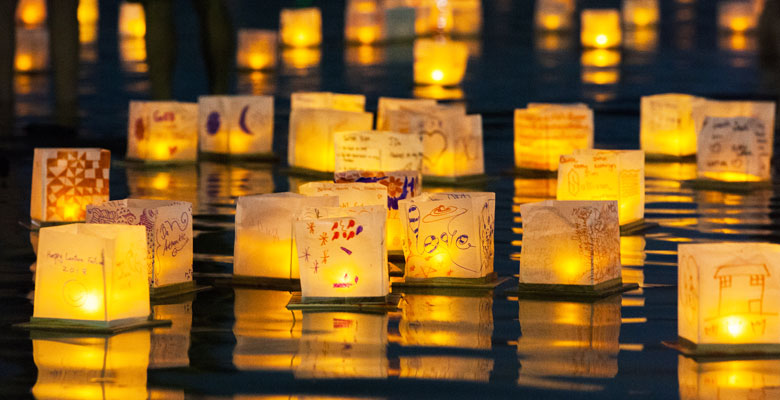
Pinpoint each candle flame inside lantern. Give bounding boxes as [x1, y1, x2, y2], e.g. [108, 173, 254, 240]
[725, 316, 745, 338]
[82, 293, 100, 313]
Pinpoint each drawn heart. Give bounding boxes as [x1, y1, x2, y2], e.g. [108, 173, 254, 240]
[169, 146, 178, 155]
[422, 130, 448, 166]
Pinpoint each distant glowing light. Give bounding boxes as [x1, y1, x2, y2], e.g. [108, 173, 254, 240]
[431, 69, 444, 82]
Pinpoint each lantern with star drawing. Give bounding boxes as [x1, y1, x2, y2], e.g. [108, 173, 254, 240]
[127, 101, 198, 163]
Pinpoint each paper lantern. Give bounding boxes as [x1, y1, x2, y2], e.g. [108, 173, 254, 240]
[513, 177, 557, 203]
[678, 356, 780, 399]
[376, 97, 437, 131]
[580, 9, 622, 48]
[118, 1, 145, 38]
[622, 0, 659, 27]
[414, 39, 469, 87]
[233, 289, 301, 371]
[78, 0, 99, 25]
[534, 0, 575, 31]
[15, 28, 49, 72]
[296, 311, 388, 378]
[127, 101, 199, 162]
[450, 0, 482, 36]
[294, 205, 388, 300]
[234, 193, 338, 281]
[236, 29, 277, 71]
[557, 149, 645, 226]
[16, 0, 46, 27]
[32, 331, 150, 400]
[640, 94, 700, 158]
[291, 91, 366, 112]
[344, 0, 383, 44]
[516, 297, 620, 380]
[198, 95, 273, 157]
[718, 1, 757, 32]
[697, 116, 773, 183]
[280, 7, 322, 48]
[150, 301, 192, 368]
[299, 182, 387, 209]
[678, 243, 780, 352]
[86, 199, 193, 295]
[519, 200, 622, 290]
[692, 99, 775, 137]
[514, 103, 594, 171]
[30, 148, 110, 223]
[334, 130, 423, 173]
[32, 223, 150, 329]
[399, 192, 495, 282]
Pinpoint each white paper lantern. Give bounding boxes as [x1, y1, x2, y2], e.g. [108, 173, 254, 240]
[127, 101, 199, 162]
[334, 130, 423, 173]
[514, 103, 593, 171]
[198, 95, 274, 157]
[640, 93, 700, 158]
[697, 116, 773, 183]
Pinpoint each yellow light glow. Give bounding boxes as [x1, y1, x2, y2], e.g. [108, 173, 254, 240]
[15, 54, 33, 72]
[78, 0, 98, 24]
[595, 35, 607, 46]
[543, 15, 561, 30]
[581, 49, 620, 67]
[236, 29, 277, 71]
[414, 39, 469, 86]
[581, 9, 622, 48]
[431, 69, 444, 82]
[581, 68, 619, 85]
[249, 54, 269, 70]
[725, 316, 745, 338]
[718, 2, 757, 32]
[18, 0, 46, 26]
[62, 203, 80, 221]
[280, 7, 322, 48]
[701, 171, 762, 183]
[119, 3, 146, 38]
[82, 293, 100, 312]
[282, 47, 321, 69]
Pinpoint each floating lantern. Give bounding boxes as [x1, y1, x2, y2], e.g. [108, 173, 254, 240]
[118, 1, 145, 38]
[344, 0, 383, 44]
[280, 7, 322, 48]
[519, 200, 622, 293]
[150, 301, 192, 368]
[376, 97, 437, 131]
[514, 103, 594, 171]
[622, 0, 659, 27]
[78, 0, 99, 25]
[678, 356, 780, 399]
[234, 193, 338, 282]
[15, 28, 49, 72]
[534, 0, 575, 31]
[557, 149, 645, 226]
[414, 38, 469, 87]
[30, 148, 110, 223]
[233, 289, 301, 371]
[291, 91, 366, 112]
[697, 117, 773, 183]
[678, 243, 780, 353]
[299, 182, 387, 209]
[236, 29, 277, 71]
[30, 223, 150, 330]
[580, 9, 622, 48]
[334, 130, 423, 173]
[399, 192, 495, 282]
[514, 177, 558, 203]
[127, 101, 199, 163]
[198, 95, 274, 157]
[517, 297, 621, 380]
[718, 1, 757, 32]
[640, 94, 700, 158]
[294, 205, 388, 300]
[86, 199, 194, 296]
[296, 311, 388, 378]
[692, 99, 775, 135]
[32, 331, 150, 399]
[16, 0, 46, 27]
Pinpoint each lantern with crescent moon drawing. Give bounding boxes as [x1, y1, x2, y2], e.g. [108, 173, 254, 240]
[127, 101, 199, 163]
[198, 95, 274, 157]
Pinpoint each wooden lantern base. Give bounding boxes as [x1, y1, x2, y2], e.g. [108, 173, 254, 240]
[15, 316, 172, 335]
[663, 337, 780, 358]
[392, 272, 510, 290]
[506, 277, 639, 300]
[150, 280, 210, 300]
[286, 292, 402, 312]
[620, 219, 659, 235]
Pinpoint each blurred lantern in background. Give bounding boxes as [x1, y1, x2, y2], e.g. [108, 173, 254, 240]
[514, 103, 593, 172]
[414, 38, 469, 86]
[581, 9, 622, 48]
[236, 29, 277, 71]
[118, 1, 145, 38]
[534, 0, 575, 31]
[15, 28, 49, 72]
[280, 7, 322, 48]
[622, 0, 660, 28]
[16, 0, 46, 27]
[718, 0, 758, 32]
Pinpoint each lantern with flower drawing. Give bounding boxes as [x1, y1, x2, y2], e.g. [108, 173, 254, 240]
[234, 193, 338, 282]
[696, 116, 774, 183]
[30, 148, 110, 224]
[118, 1, 145, 38]
[236, 29, 277, 71]
[198, 95, 274, 157]
[678, 243, 780, 353]
[581, 9, 621, 48]
[534, 0, 575, 31]
[334, 130, 423, 173]
[15, 28, 49, 72]
[127, 101, 199, 163]
[294, 205, 388, 300]
[514, 103, 593, 171]
[86, 199, 193, 296]
[280, 7, 322, 48]
[399, 192, 495, 282]
[640, 94, 700, 158]
[414, 39, 469, 87]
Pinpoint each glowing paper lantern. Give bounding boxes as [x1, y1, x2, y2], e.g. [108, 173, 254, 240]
[580, 9, 622, 48]
[291, 91, 366, 112]
[16, 0, 46, 27]
[534, 0, 575, 31]
[85, 199, 193, 295]
[236, 29, 277, 71]
[414, 38, 469, 86]
[233, 289, 301, 371]
[692, 99, 775, 137]
[334, 130, 423, 173]
[557, 149, 645, 226]
[450, 0, 482, 36]
[32, 331, 150, 400]
[118, 1, 145, 38]
[30, 148, 110, 223]
[31, 223, 150, 329]
[696, 116, 773, 183]
[678, 356, 780, 399]
[15, 28, 49, 72]
[344, 0, 383, 44]
[622, 0, 659, 27]
[127, 101, 199, 162]
[519, 200, 622, 290]
[198, 95, 273, 157]
[399, 192, 495, 282]
[718, 1, 757, 32]
[678, 243, 780, 353]
[280, 7, 322, 48]
[514, 103, 594, 171]
[150, 301, 192, 368]
[294, 205, 388, 300]
[77, 0, 99, 25]
[640, 94, 700, 158]
[234, 193, 338, 281]
[376, 97, 437, 131]
[299, 182, 387, 208]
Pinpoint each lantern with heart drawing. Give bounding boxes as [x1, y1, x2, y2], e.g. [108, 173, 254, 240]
[127, 101, 198, 162]
[198, 95, 274, 157]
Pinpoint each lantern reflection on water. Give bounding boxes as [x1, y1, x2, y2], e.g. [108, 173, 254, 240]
[197, 162, 274, 213]
[233, 289, 301, 371]
[280, 7, 322, 48]
[150, 301, 192, 369]
[15, 28, 49, 72]
[678, 356, 780, 399]
[126, 164, 198, 207]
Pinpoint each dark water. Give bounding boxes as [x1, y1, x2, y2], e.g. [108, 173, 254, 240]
[2, 0, 780, 399]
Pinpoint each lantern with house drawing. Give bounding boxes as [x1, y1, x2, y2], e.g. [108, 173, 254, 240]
[514, 103, 593, 171]
[198, 95, 274, 157]
[127, 101, 199, 162]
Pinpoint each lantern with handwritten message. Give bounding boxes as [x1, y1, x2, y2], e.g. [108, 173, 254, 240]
[31, 224, 149, 329]
[696, 116, 774, 183]
[32, 331, 150, 399]
[519, 200, 622, 291]
[31, 148, 110, 223]
[581, 9, 621, 48]
[233, 289, 301, 371]
[414, 39, 469, 86]
[678, 356, 780, 399]
[198, 95, 273, 157]
[86, 199, 193, 295]
[693, 99, 775, 134]
[127, 101, 198, 162]
[288, 92, 373, 173]
[294, 205, 388, 300]
[514, 103, 593, 171]
[118, 1, 145, 38]
[557, 149, 645, 226]
[280, 7, 322, 48]
[399, 192, 495, 282]
[534, 0, 575, 31]
[640, 94, 700, 158]
[718, 1, 757, 32]
[678, 243, 780, 353]
[622, 0, 659, 27]
[234, 193, 338, 282]
[377, 97, 437, 131]
[15, 28, 48, 72]
[236, 29, 277, 71]
[150, 301, 192, 368]
[299, 182, 387, 209]
[335, 130, 423, 173]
